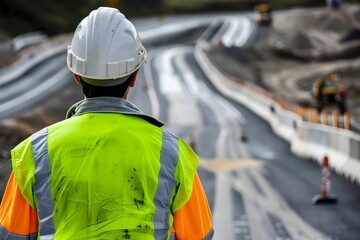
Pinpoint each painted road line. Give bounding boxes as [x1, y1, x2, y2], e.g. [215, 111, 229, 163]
[155, 48, 202, 127]
[199, 158, 262, 172]
[212, 172, 235, 240]
[200, 159, 262, 240]
[139, 20, 208, 40]
[232, 168, 331, 240]
[221, 18, 241, 47]
[234, 16, 253, 47]
[174, 47, 245, 158]
[174, 49, 226, 157]
[201, 156, 330, 239]
[0, 67, 70, 116]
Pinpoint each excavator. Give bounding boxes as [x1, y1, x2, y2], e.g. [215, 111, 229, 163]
[254, 3, 272, 25]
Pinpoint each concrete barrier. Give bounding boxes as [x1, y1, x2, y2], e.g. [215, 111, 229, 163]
[194, 42, 360, 184]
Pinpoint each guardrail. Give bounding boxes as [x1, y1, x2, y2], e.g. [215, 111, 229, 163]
[194, 41, 360, 185]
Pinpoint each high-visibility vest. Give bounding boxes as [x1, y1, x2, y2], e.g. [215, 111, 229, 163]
[11, 97, 199, 240]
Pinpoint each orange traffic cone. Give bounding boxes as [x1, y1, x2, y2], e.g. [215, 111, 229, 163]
[312, 156, 337, 204]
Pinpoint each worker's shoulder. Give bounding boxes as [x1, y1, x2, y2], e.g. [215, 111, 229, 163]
[163, 130, 199, 164]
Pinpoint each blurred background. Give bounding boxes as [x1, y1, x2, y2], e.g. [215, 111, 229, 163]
[1, 0, 359, 36]
[1, 0, 360, 239]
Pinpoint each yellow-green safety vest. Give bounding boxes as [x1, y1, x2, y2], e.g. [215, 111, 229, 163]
[11, 97, 199, 240]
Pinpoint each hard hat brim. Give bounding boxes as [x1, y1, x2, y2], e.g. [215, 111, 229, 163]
[68, 45, 147, 86]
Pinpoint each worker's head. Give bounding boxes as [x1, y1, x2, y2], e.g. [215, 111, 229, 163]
[66, 7, 147, 98]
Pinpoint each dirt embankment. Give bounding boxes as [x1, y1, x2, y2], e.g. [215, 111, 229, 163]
[208, 5, 360, 121]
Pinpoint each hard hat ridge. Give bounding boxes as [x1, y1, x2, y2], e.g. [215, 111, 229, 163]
[67, 7, 147, 86]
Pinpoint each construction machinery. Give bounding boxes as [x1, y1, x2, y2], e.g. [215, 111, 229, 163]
[254, 4, 272, 25]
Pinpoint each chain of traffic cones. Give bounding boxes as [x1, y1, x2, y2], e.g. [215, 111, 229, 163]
[277, 96, 352, 130]
[228, 77, 352, 131]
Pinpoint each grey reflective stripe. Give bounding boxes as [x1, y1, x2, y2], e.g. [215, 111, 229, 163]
[153, 130, 179, 240]
[167, 227, 214, 240]
[202, 228, 214, 240]
[32, 128, 55, 239]
[38, 235, 55, 240]
[0, 224, 38, 240]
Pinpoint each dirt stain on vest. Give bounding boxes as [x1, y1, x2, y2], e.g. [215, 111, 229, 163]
[134, 197, 144, 209]
[137, 224, 151, 230]
[122, 229, 131, 239]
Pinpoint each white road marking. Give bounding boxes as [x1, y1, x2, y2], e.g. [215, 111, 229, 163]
[174, 46, 245, 158]
[221, 18, 241, 47]
[234, 16, 253, 47]
[155, 48, 202, 126]
[169, 46, 252, 239]
[212, 172, 235, 240]
[232, 168, 331, 240]
[139, 20, 208, 40]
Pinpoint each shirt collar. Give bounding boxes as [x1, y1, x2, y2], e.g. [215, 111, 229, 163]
[66, 97, 164, 127]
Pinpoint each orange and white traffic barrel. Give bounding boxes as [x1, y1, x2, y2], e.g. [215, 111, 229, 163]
[312, 156, 338, 204]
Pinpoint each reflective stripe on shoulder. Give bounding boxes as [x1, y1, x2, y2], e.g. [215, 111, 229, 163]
[32, 128, 55, 239]
[203, 228, 214, 240]
[153, 130, 179, 240]
[0, 224, 38, 240]
[170, 233, 176, 240]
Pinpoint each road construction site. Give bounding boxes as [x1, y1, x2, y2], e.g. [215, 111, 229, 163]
[0, 4, 360, 239]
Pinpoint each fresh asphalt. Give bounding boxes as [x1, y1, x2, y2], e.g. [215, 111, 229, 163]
[128, 40, 360, 239]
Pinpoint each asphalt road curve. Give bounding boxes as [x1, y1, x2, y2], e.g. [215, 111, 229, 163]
[131, 37, 360, 239]
[0, 52, 72, 120]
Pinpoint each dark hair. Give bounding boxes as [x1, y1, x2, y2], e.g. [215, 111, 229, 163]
[80, 75, 133, 98]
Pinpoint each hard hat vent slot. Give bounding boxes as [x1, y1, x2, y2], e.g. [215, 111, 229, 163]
[76, 58, 86, 75]
[107, 62, 119, 78]
[127, 60, 134, 73]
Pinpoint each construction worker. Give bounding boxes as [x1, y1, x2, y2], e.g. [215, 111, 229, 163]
[312, 74, 337, 111]
[0, 7, 213, 240]
[336, 84, 347, 114]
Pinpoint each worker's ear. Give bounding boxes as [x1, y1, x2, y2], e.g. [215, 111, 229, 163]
[73, 74, 82, 85]
[129, 70, 139, 87]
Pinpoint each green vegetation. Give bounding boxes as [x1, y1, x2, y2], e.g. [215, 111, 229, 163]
[0, 0, 359, 37]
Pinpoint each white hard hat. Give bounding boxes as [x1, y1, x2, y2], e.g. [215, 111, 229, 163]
[67, 7, 147, 86]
